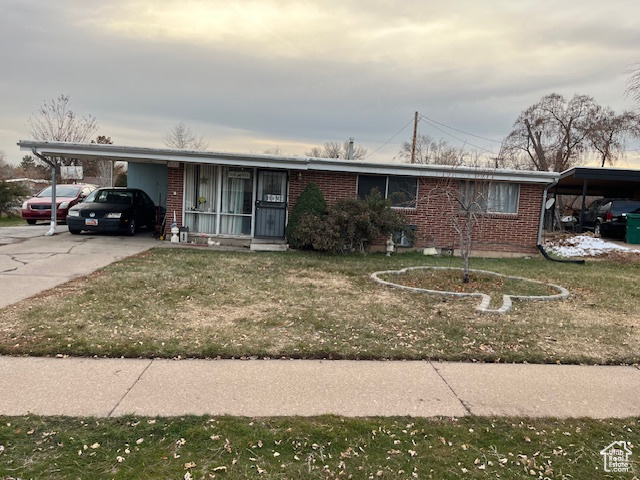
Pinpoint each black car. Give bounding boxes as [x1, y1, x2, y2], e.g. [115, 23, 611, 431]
[582, 198, 640, 238]
[66, 188, 161, 235]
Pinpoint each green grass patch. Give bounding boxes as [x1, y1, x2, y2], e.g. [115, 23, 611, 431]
[0, 249, 639, 364]
[0, 415, 637, 479]
[0, 216, 25, 227]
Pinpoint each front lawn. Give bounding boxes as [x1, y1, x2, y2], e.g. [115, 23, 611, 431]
[0, 415, 637, 479]
[0, 249, 638, 364]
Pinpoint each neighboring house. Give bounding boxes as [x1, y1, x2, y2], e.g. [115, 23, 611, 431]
[5, 178, 49, 196]
[19, 140, 558, 255]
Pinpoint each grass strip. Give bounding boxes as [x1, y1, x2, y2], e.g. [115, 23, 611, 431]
[0, 415, 638, 479]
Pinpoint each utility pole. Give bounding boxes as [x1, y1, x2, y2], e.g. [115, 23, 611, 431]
[410, 111, 418, 164]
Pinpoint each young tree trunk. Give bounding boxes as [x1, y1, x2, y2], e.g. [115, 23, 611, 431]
[461, 210, 473, 283]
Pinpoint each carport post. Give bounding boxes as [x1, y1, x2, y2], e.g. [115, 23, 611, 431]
[32, 149, 57, 236]
[578, 178, 588, 233]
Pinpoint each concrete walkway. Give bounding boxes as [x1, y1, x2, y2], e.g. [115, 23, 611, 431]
[0, 356, 638, 418]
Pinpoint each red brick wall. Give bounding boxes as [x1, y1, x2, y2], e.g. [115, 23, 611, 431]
[166, 164, 184, 233]
[288, 173, 543, 254]
[289, 171, 358, 205]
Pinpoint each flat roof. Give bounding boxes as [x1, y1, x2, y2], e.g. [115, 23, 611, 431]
[19, 140, 559, 184]
[555, 166, 640, 196]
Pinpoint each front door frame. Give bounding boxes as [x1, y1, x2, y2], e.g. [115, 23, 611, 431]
[254, 169, 288, 239]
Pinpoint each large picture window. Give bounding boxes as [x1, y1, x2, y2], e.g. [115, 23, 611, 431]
[184, 164, 217, 233]
[357, 175, 418, 208]
[460, 181, 519, 214]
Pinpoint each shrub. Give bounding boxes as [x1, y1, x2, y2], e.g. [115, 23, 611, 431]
[286, 182, 327, 249]
[298, 191, 409, 254]
[0, 181, 29, 216]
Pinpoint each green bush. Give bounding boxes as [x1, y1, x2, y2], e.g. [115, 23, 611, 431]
[286, 182, 327, 249]
[0, 181, 29, 216]
[297, 191, 409, 254]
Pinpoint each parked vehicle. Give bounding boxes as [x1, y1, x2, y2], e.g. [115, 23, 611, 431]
[66, 188, 163, 235]
[21, 184, 96, 225]
[581, 198, 640, 238]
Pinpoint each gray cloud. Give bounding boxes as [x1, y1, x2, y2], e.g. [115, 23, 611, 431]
[2, 0, 639, 166]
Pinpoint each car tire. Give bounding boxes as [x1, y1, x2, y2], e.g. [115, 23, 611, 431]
[127, 220, 136, 236]
[69, 228, 81, 235]
[594, 221, 602, 237]
[26, 219, 36, 225]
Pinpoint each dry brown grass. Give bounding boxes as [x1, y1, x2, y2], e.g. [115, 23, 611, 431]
[0, 248, 638, 363]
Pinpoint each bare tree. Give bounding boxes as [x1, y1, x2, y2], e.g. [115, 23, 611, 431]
[398, 134, 461, 165]
[420, 158, 496, 283]
[264, 146, 285, 155]
[305, 139, 368, 160]
[0, 151, 13, 180]
[27, 94, 97, 144]
[164, 122, 208, 150]
[625, 63, 640, 105]
[587, 107, 638, 167]
[503, 93, 598, 172]
[26, 94, 98, 175]
[89, 135, 115, 185]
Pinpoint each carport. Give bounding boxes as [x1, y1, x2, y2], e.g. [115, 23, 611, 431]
[552, 167, 640, 232]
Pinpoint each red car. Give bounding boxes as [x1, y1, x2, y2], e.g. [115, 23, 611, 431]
[21, 184, 97, 225]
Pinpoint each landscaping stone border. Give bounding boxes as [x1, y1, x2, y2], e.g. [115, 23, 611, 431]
[370, 266, 570, 314]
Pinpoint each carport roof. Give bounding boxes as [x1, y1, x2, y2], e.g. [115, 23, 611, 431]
[555, 166, 640, 197]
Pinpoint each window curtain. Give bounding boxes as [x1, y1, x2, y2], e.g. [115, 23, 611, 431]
[220, 168, 253, 235]
[184, 164, 217, 234]
[221, 177, 245, 234]
[488, 183, 519, 213]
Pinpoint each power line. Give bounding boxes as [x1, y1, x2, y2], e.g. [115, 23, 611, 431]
[421, 118, 499, 155]
[365, 116, 416, 159]
[419, 115, 503, 144]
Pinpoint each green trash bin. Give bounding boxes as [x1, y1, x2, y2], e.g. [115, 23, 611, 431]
[626, 213, 640, 244]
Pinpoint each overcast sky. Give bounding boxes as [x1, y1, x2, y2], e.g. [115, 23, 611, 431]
[2, 0, 639, 167]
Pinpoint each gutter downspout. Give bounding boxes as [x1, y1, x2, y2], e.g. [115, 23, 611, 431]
[537, 180, 556, 247]
[537, 180, 585, 264]
[32, 148, 57, 236]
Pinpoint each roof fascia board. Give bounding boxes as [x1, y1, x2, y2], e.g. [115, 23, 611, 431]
[560, 166, 640, 181]
[19, 140, 309, 170]
[19, 140, 558, 184]
[307, 159, 557, 183]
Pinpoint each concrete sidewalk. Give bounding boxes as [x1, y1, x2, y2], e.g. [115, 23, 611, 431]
[0, 356, 638, 418]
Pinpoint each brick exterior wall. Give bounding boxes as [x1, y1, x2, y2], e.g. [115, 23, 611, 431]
[289, 173, 543, 255]
[167, 164, 543, 254]
[166, 164, 184, 233]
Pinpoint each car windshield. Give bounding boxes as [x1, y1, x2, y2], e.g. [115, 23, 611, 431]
[86, 190, 133, 205]
[36, 186, 81, 198]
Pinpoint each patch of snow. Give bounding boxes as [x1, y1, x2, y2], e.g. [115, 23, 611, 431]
[545, 235, 640, 257]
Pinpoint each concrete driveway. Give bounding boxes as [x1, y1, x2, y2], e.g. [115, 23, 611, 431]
[0, 224, 157, 309]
